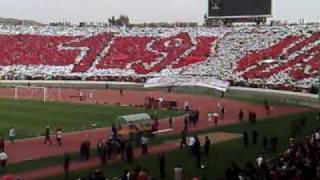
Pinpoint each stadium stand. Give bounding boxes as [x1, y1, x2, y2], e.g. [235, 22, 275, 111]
[0, 25, 319, 92]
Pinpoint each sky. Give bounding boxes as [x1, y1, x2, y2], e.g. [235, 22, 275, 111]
[0, 0, 319, 24]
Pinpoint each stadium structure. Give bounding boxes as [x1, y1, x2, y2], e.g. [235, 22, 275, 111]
[206, 0, 272, 25]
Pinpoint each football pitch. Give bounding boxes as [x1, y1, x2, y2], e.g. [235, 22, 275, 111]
[0, 98, 181, 139]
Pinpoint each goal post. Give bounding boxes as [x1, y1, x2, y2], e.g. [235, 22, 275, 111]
[14, 86, 47, 102]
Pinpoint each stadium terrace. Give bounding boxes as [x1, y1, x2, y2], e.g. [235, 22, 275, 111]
[0, 25, 319, 93]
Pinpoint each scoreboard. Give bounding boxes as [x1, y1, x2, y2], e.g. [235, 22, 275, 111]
[208, 0, 272, 18]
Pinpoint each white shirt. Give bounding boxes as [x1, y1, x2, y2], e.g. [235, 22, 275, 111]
[256, 156, 263, 167]
[208, 113, 213, 121]
[174, 167, 183, 180]
[9, 129, 15, 137]
[141, 136, 148, 145]
[217, 101, 221, 109]
[0, 152, 8, 160]
[189, 136, 195, 146]
[315, 132, 320, 140]
[56, 131, 62, 139]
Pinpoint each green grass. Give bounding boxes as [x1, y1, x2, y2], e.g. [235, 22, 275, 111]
[3, 111, 318, 179]
[0, 98, 181, 139]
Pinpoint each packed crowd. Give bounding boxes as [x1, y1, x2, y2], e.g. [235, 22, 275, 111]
[223, 128, 320, 180]
[0, 24, 319, 92]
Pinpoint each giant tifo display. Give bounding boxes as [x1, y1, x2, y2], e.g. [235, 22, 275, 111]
[0, 25, 319, 92]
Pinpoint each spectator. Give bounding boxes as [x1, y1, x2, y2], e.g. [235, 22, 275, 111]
[63, 153, 70, 180]
[194, 137, 201, 168]
[0, 151, 8, 168]
[121, 170, 129, 180]
[138, 168, 148, 180]
[207, 112, 213, 126]
[80, 140, 91, 161]
[184, 101, 189, 112]
[213, 113, 219, 126]
[264, 100, 270, 115]
[238, 110, 244, 122]
[168, 116, 173, 129]
[126, 142, 133, 163]
[204, 136, 211, 155]
[119, 138, 126, 160]
[270, 136, 278, 151]
[220, 105, 225, 120]
[255, 154, 263, 167]
[262, 136, 268, 150]
[0, 137, 4, 152]
[174, 165, 184, 180]
[252, 130, 258, 144]
[43, 126, 52, 145]
[56, 128, 63, 146]
[243, 132, 248, 146]
[8, 127, 15, 144]
[158, 153, 166, 179]
[141, 135, 149, 155]
[180, 130, 187, 149]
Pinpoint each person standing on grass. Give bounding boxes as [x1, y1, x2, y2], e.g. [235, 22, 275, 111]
[99, 142, 107, 166]
[174, 165, 184, 180]
[111, 123, 118, 138]
[263, 136, 268, 151]
[243, 132, 248, 146]
[141, 135, 149, 155]
[119, 138, 126, 160]
[137, 168, 148, 180]
[8, 127, 15, 144]
[63, 153, 70, 180]
[180, 130, 187, 149]
[194, 137, 201, 168]
[271, 137, 278, 151]
[56, 128, 63, 146]
[158, 153, 166, 179]
[126, 142, 133, 163]
[43, 126, 52, 145]
[189, 136, 196, 154]
[252, 130, 258, 145]
[204, 136, 211, 155]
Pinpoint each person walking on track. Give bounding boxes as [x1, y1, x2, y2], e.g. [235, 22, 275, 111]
[43, 126, 52, 145]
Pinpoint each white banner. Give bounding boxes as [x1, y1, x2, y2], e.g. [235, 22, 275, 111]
[144, 76, 230, 92]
